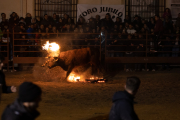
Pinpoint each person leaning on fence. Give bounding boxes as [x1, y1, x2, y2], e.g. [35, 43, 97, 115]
[109, 76, 141, 120]
[1, 82, 42, 120]
[0, 53, 16, 102]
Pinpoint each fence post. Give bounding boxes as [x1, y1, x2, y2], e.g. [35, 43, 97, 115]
[100, 33, 101, 63]
[12, 29, 14, 71]
[7, 31, 9, 72]
[145, 31, 148, 70]
[57, 30, 58, 37]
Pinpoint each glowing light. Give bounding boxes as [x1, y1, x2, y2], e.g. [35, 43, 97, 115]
[68, 73, 80, 82]
[42, 41, 60, 57]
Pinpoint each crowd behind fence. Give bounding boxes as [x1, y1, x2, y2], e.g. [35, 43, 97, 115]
[1, 31, 180, 71]
[1, 8, 180, 71]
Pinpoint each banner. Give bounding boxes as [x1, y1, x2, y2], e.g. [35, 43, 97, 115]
[77, 4, 125, 22]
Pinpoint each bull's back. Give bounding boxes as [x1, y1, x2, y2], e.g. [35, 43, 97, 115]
[59, 48, 91, 65]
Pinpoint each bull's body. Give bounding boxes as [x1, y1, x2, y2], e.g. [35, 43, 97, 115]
[44, 47, 100, 78]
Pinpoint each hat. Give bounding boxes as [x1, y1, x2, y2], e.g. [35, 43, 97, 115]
[18, 82, 42, 102]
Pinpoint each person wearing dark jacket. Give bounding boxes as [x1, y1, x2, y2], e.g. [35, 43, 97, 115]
[109, 76, 141, 120]
[1, 82, 42, 120]
[0, 53, 16, 100]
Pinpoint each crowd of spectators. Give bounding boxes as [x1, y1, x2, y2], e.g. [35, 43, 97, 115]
[0, 8, 180, 71]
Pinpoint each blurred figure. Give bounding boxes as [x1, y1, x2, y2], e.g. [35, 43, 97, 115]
[176, 13, 180, 28]
[1, 82, 42, 120]
[0, 53, 16, 101]
[162, 8, 172, 20]
[25, 13, 32, 27]
[109, 76, 141, 120]
[124, 15, 131, 24]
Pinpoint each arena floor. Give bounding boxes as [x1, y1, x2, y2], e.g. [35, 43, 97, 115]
[0, 67, 180, 120]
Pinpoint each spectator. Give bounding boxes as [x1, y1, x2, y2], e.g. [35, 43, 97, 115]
[95, 15, 101, 28]
[39, 24, 45, 33]
[134, 24, 141, 33]
[19, 17, 26, 25]
[67, 17, 74, 25]
[70, 23, 76, 32]
[44, 27, 50, 39]
[148, 17, 155, 30]
[162, 8, 172, 20]
[163, 16, 173, 34]
[101, 13, 114, 31]
[140, 27, 146, 34]
[154, 15, 163, 50]
[41, 14, 50, 28]
[9, 12, 19, 28]
[57, 18, 64, 32]
[89, 17, 96, 30]
[51, 13, 58, 26]
[134, 34, 145, 71]
[143, 23, 150, 33]
[114, 33, 125, 57]
[127, 24, 136, 34]
[36, 16, 41, 27]
[35, 29, 42, 45]
[125, 34, 134, 72]
[119, 24, 124, 33]
[154, 15, 163, 35]
[1, 82, 42, 120]
[77, 16, 86, 27]
[48, 24, 53, 33]
[27, 24, 34, 39]
[107, 32, 115, 57]
[0, 18, 9, 31]
[25, 13, 32, 27]
[176, 13, 180, 28]
[0, 13, 7, 23]
[50, 26, 57, 39]
[124, 15, 131, 24]
[112, 24, 118, 34]
[133, 15, 141, 28]
[91, 28, 99, 46]
[172, 35, 179, 57]
[0, 53, 16, 97]
[62, 13, 69, 25]
[109, 76, 141, 120]
[114, 17, 122, 27]
[124, 22, 129, 30]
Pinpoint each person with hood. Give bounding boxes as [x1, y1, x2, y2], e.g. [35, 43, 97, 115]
[1, 82, 42, 120]
[109, 76, 141, 120]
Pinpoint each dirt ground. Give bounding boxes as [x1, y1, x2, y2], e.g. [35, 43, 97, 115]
[0, 67, 180, 120]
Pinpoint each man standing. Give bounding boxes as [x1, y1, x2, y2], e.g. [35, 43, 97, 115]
[0, 53, 16, 101]
[1, 82, 42, 120]
[109, 76, 141, 120]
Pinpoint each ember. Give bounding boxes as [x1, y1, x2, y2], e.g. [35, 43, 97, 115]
[68, 73, 81, 82]
[42, 41, 60, 57]
[68, 72, 107, 83]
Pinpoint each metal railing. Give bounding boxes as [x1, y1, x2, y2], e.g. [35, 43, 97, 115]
[0, 32, 9, 71]
[1, 30, 180, 71]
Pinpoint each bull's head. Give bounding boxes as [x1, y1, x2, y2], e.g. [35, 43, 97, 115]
[41, 57, 59, 69]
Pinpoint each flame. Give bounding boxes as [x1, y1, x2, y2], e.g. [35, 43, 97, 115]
[68, 73, 80, 82]
[42, 41, 60, 57]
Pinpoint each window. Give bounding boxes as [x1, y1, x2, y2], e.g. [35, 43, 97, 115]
[171, 0, 180, 20]
[35, 0, 77, 22]
[125, 0, 166, 20]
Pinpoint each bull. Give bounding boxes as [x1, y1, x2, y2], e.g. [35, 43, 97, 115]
[42, 47, 100, 79]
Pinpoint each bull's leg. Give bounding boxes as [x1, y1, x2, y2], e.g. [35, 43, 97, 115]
[89, 62, 100, 76]
[66, 65, 74, 79]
